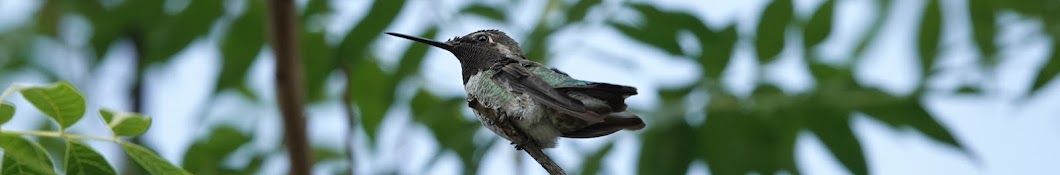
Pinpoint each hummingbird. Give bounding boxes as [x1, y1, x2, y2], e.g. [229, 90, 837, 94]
[386, 29, 644, 148]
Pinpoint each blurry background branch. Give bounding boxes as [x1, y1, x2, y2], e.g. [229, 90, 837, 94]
[266, 0, 313, 174]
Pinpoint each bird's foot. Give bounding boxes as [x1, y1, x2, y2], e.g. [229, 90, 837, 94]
[511, 140, 532, 150]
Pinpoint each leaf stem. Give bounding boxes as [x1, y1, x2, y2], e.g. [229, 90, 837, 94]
[2, 130, 118, 142]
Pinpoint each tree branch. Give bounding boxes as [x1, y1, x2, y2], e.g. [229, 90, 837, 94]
[266, 0, 313, 174]
[499, 120, 565, 175]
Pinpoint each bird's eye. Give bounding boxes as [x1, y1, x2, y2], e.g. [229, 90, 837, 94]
[476, 35, 489, 42]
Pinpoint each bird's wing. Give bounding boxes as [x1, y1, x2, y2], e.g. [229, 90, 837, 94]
[491, 61, 604, 123]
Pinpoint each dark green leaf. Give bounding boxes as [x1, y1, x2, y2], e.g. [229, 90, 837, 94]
[0, 103, 13, 125]
[609, 4, 701, 56]
[803, 0, 835, 48]
[301, 30, 335, 102]
[302, 0, 332, 20]
[20, 81, 86, 129]
[349, 59, 392, 143]
[0, 134, 56, 175]
[460, 5, 506, 21]
[567, 0, 603, 23]
[98, 109, 152, 137]
[335, 0, 405, 63]
[755, 0, 793, 62]
[1029, 38, 1060, 97]
[144, 0, 223, 64]
[312, 147, 345, 163]
[408, 90, 483, 172]
[216, 0, 266, 94]
[968, 0, 998, 65]
[956, 85, 981, 95]
[917, 0, 942, 74]
[394, 28, 439, 79]
[579, 143, 613, 175]
[181, 126, 252, 174]
[803, 105, 867, 175]
[700, 25, 738, 81]
[701, 94, 800, 174]
[859, 92, 965, 151]
[65, 140, 117, 175]
[638, 121, 695, 175]
[120, 141, 191, 175]
[34, 0, 61, 37]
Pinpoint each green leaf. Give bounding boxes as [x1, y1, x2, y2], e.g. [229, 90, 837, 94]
[98, 109, 152, 137]
[579, 143, 614, 175]
[143, 0, 223, 64]
[860, 96, 965, 151]
[755, 0, 793, 62]
[335, 0, 405, 63]
[216, 0, 266, 94]
[394, 27, 439, 79]
[639, 121, 696, 175]
[968, 0, 998, 65]
[408, 90, 483, 172]
[1029, 38, 1060, 97]
[181, 126, 252, 174]
[120, 141, 191, 175]
[349, 59, 392, 143]
[803, 104, 867, 175]
[460, 5, 506, 21]
[567, 0, 603, 23]
[700, 25, 738, 81]
[917, 0, 942, 74]
[20, 81, 87, 129]
[701, 94, 800, 174]
[0, 134, 56, 175]
[610, 4, 702, 56]
[64, 140, 117, 175]
[803, 0, 835, 48]
[0, 103, 13, 125]
[301, 30, 336, 102]
[301, 0, 332, 20]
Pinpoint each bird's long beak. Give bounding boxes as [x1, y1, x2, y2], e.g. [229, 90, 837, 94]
[385, 32, 453, 51]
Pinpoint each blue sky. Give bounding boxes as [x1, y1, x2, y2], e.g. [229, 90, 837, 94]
[1, 0, 1059, 174]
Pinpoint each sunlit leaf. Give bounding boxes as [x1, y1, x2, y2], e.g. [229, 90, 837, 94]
[217, 0, 266, 94]
[181, 126, 252, 174]
[578, 143, 613, 175]
[65, 140, 117, 175]
[804, 0, 835, 48]
[120, 141, 191, 175]
[20, 81, 86, 129]
[1029, 39, 1060, 97]
[917, 0, 942, 75]
[755, 0, 793, 62]
[98, 109, 152, 137]
[803, 104, 867, 175]
[0, 134, 56, 175]
[0, 103, 13, 125]
[461, 5, 506, 21]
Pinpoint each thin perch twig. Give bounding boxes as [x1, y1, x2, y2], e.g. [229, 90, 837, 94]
[266, 0, 313, 174]
[499, 120, 566, 175]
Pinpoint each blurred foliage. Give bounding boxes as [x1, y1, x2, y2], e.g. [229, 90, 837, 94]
[1, 0, 1059, 174]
